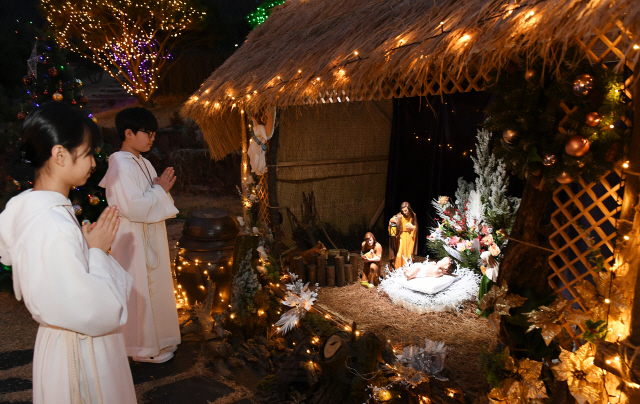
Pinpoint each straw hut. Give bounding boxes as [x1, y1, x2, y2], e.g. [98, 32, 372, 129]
[183, 0, 640, 400]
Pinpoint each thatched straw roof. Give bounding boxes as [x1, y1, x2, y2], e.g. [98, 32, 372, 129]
[182, 0, 640, 159]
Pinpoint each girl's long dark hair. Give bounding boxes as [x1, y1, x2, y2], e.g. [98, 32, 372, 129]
[9, 103, 101, 182]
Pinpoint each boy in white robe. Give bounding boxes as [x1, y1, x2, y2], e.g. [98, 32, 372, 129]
[99, 107, 180, 363]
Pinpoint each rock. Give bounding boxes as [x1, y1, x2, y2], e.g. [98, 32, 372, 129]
[249, 344, 272, 360]
[180, 321, 200, 335]
[210, 360, 233, 377]
[255, 336, 268, 346]
[227, 357, 246, 368]
[207, 340, 233, 358]
[238, 348, 260, 363]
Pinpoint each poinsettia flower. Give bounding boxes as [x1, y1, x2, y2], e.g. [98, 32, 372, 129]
[488, 351, 547, 404]
[525, 300, 569, 345]
[552, 344, 603, 404]
[574, 271, 628, 320]
[479, 283, 527, 329]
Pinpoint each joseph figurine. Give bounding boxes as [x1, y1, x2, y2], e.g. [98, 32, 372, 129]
[389, 201, 418, 269]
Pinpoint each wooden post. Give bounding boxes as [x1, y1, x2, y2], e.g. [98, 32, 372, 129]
[266, 109, 281, 260]
[335, 256, 345, 286]
[317, 256, 327, 287]
[344, 264, 353, 284]
[327, 265, 335, 287]
[291, 256, 305, 283]
[340, 249, 349, 264]
[310, 253, 319, 267]
[349, 253, 360, 282]
[308, 264, 317, 286]
[328, 250, 339, 267]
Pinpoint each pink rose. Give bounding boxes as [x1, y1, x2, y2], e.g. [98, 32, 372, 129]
[482, 234, 494, 246]
[482, 225, 490, 235]
[449, 236, 460, 246]
[489, 243, 501, 256]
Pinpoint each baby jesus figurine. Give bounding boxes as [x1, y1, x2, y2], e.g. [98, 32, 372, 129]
[404, 257, 456, 280]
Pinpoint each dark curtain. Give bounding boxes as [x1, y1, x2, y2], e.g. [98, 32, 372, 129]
[385, 92, 496, 255]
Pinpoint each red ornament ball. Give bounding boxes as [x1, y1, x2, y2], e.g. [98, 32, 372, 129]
[556, 172, 573, 184]
[43, 89, 48, 95]
[565, 135, 590, 157]
[52, 92, 64, 102]
[48, 67, 58, 77]
[585, 112, 601, 127]
[17, 111, 27, 120]
[71, 99, 77, 105]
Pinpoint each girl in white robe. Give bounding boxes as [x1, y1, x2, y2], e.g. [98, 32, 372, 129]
[0, 103, 136, 404]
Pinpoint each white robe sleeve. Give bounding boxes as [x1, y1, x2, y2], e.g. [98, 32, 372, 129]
[18, 216, 132, 337]
[104, 161, 179, 223]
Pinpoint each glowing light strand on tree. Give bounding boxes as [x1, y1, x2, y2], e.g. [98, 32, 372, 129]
[41, 0, 205, 103]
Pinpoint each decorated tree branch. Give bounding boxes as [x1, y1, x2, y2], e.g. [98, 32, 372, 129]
[42, 0, 205, 105]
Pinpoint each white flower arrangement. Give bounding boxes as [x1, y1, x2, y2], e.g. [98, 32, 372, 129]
[383, 339, 449, 385]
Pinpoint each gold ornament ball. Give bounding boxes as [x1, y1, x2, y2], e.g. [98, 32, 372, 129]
[572, 74, 594, 97]
[524, 69, 537, 82]
[89, 196, 100, 206]
[543, 154, 557, 166]
[556, 172, 573, 184]
[585, 112, 601, 127]
[52, 92, 63, 102]
[502, 129, 518, 143]
[565, 135, 590, 157]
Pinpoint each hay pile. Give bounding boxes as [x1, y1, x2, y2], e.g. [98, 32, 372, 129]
[316, 277, 495, 397]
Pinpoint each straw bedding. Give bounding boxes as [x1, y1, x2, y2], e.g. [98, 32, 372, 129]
[317, 282, 495, 398]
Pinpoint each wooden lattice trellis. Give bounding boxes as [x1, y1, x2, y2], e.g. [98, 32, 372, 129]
[546, 21, 635, 346]
[257, 173, 270, 225]
[549, 170, 624, 344]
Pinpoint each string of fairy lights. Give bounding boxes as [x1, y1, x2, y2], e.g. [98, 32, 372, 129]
[189, 0, 555, 113]
[41, 0, 205, 103]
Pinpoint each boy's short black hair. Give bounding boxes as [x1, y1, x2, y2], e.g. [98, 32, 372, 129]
[115, 107, 158, 141]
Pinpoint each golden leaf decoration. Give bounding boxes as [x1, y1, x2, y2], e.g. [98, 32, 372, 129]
[525, 300, 568, 345]
[480, 283, 527, 331]
[574, 271, 628, 320]
[487, 353, 547, 404]
[551, 344, 603, 404]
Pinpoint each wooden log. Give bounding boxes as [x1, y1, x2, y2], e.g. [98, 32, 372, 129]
[328, 249, 340, 267]
[326, 265, 335, 287]
[317, 256, 327, 287]
[291, 256, 305, 283]
[349, 253, 360, 281]
[308, 264, 317, 286]
[340, 249, 349, 264]
[335, 256, 345, 286]
[310, 253, 319, 267]
[344, 264, 353, 284]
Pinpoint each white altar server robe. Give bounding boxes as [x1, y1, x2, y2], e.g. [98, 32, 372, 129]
[99, 151, 180, 358]
[0, 189, 136, 404]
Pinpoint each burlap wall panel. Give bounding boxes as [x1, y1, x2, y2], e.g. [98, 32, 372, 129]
[277, 100, 392, 233]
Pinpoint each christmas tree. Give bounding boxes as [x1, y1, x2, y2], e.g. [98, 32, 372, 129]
[13, 36, 108, 223]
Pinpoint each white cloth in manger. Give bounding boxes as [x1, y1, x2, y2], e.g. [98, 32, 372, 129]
[380, 264, 481, 313]
[393, 273, 458, 295]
